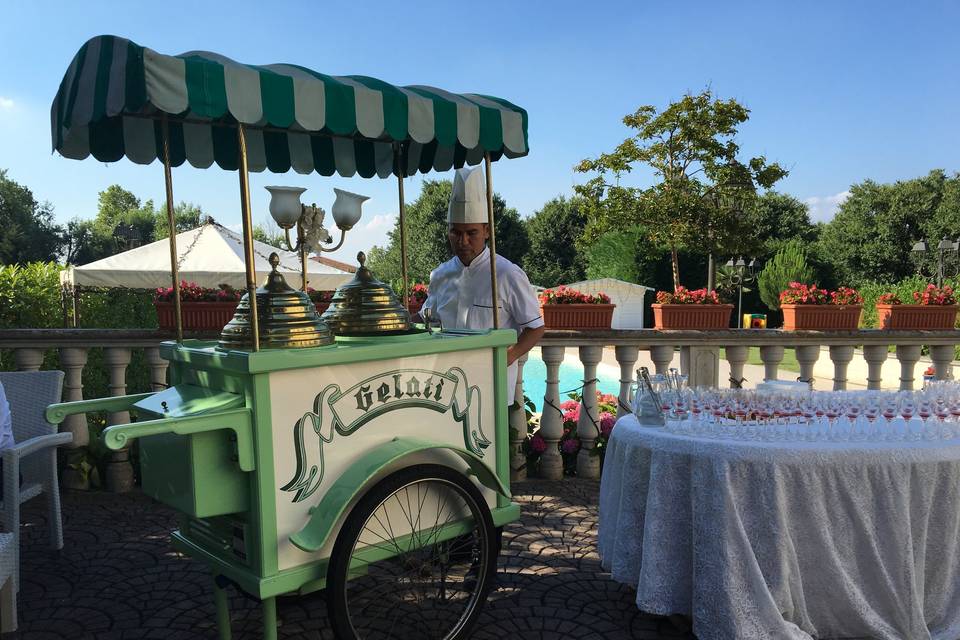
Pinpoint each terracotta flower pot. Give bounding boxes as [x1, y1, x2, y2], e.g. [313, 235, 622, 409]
[158, 301, 333, 331]
[155, 301, 240, 331]
[781, 304, 862, 330]
[652, 304, 733, 329]
[876, 304, 958, 330]
[541, 303, 615, 329]
[407, 300, 425, 317]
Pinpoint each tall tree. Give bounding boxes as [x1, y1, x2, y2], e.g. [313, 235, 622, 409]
[367, 179, 528, 291]
[817, 171, 957, 286]
[153, 202, 205, 239]
[0, 169, 63, 264]
[574, 89, 787, 290]
[522, 196, 588, 287]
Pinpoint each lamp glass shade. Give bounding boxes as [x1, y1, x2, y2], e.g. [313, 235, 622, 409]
[331, 188, 370, 231]
[912, 240, 928, 253]
[265, 186, 307, 229]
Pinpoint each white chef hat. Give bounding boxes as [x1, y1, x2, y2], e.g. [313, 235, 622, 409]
[447, 166, 488, 224]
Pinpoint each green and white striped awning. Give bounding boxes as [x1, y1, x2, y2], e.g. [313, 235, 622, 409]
[51, 35, 529, 178]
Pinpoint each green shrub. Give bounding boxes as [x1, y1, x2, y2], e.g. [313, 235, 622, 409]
[757, 241, 814, 311]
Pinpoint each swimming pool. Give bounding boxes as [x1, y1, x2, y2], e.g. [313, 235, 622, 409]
[521, 349, 622, 412]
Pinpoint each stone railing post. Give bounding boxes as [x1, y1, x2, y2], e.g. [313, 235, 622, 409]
[862, 345, 888, 390]
[614, 345, 639, 418]
[58, 347, 89, 490]
[577, 346, 603, 479]
[58, 347, 88, 447]
[828, 345, 855, 391]
[14, 348, 45, 371]
[896, 345, 923, 390]
[724, 345, 749, 388]
[681, 345, 719, 388]
[930, 345, 955, 381]
[538, 346, 565, 480]
[144, 346, 169, 391]
[103, 347, 134, 493]
[509, 354, 528, 482]
[795, 345, 820, 388]
[758, 345, 785, 381]
[649, 345, 674, 375]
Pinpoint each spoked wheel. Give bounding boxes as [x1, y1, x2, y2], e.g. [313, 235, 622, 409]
[327, 464, 498, 640]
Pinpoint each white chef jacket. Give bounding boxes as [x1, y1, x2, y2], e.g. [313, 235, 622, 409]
[422, 247, 544, 406]
[0, 382, 13, 451]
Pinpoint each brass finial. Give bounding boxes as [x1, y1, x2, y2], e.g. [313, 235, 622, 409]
[357, 251, 366, 267]
[269, 252, 280, 271]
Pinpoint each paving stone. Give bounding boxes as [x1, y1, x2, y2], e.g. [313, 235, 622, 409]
[17, 478, 696, 639]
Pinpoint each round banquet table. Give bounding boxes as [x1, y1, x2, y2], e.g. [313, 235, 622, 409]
[598, 414, 960, 640]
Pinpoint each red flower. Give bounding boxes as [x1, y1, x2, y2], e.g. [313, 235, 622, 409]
[656, 286, 723, 305]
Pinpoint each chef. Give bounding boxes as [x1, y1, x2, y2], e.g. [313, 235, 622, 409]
[417, 166, 545, 405]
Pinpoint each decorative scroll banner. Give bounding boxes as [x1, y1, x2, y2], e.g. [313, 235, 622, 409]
[281, 367, 489, 503]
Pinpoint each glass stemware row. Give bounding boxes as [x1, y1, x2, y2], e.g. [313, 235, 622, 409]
[631, 381, 960, 443]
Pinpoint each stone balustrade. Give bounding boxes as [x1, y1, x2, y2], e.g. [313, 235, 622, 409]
[3, 328, 960, 489]
[511, 329, 960, 482]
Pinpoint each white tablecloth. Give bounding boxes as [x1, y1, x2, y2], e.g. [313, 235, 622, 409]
[599, 415, 960, 640]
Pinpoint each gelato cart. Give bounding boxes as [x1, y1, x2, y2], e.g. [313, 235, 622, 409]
[44, 35, 529, 640]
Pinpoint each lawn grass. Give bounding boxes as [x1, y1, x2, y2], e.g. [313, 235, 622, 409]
[719, 346, 801, 373]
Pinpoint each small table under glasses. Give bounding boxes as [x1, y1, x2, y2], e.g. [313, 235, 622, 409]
[599, 414, 960, 640]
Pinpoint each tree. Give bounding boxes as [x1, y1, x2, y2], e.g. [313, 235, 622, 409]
[522, 196, 588, 287]
[738, 191, 817, 260]
[757, 241, 814, 311]
[251, 217, 290, 248]
[816, 171, 957, 286]
[0, 169, 63, 264]
[153, 202, 205, 239]
[574, 89, 787, 290]
[585, 226, 659, 285]
[61, 218, 113, 265]
[367, 179, 528, 290]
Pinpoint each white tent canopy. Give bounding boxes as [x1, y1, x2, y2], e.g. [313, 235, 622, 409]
[561, 278, 653, 329]
[60, 220, 354, 291]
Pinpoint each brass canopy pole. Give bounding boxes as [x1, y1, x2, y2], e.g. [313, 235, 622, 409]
[395, 144, 410, 308]
[298, 220, 308, 292]
[237, 125, 261, 351]
[484, 153, 500, 329]
[161, 117, 183, 343]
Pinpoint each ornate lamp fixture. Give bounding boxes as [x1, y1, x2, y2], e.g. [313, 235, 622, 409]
[264, 186, 370, 289]
[912, 236, 960, 287]
[724, 256, 759, 328]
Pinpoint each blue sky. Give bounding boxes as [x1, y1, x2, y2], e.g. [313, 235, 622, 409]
[1, 0, 957, 260]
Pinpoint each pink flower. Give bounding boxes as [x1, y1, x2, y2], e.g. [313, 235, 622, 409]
[559, 399, 580, 411]
[529, 433, 547, 454]
[599, 412, 616, 438]
[561, 438, 581, 455]
[562, 409, 580, 424]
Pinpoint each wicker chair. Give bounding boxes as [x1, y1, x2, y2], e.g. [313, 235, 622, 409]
[0, 532, 15, 632]
[0, 371, 72, 592]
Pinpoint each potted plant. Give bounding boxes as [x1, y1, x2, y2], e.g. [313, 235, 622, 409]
[652, 287, 733, 329]
[876, 284, 958, 329]
[539, 286, 615, 330]
[307, 288, 335, 315]
[779, 282, 862, 330]
[407, 283, 429, 316]
[154, 281, 243, 331]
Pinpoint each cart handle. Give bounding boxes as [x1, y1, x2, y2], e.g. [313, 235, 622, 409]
[101, 407, 255, 472]
[45, 393, 157, 425]
[289, 436, 509, 552]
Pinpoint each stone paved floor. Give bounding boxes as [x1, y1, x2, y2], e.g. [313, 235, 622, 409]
[17, 479, 696, 639]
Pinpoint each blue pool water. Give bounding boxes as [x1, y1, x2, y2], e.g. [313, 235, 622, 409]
[522, 351, 622, 412]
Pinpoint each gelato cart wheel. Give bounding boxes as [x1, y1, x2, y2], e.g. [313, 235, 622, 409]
[327, 464, 497, 640]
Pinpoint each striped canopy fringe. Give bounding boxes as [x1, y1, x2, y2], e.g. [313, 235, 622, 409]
[51, 35, 529, 178]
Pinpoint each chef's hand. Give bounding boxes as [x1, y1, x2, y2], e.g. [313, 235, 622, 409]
[507, 325, 545, 365]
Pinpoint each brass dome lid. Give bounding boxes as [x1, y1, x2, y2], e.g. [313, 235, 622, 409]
[218, 253, 335, 350]
[321, 252, 411, 335]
